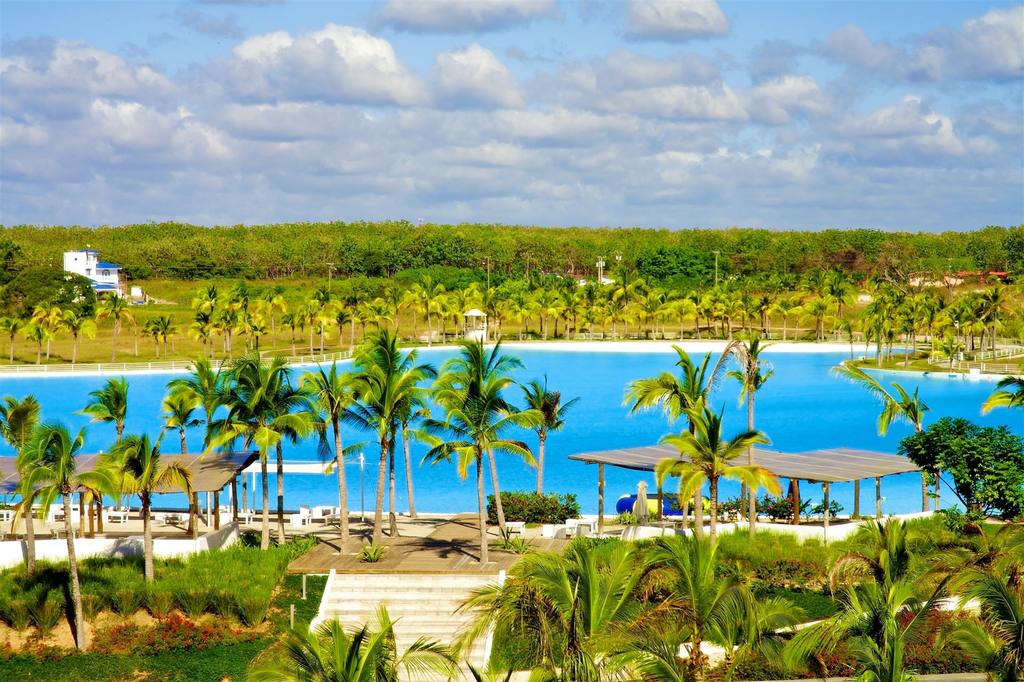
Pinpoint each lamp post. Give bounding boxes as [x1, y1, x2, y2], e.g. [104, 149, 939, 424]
[596, 256, 605, 284]
[358, 452, 365, 523]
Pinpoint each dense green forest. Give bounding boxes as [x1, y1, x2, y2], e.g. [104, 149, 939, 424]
[1, 223, 1021, 285]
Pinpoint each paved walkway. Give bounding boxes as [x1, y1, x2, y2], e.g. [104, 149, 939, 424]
[288, 514, 567, 574]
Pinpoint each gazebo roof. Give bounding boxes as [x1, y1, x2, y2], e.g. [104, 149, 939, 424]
[568, 444, 919, 483]
[0, 451, 258, 496]
[463, 308, 487, 317]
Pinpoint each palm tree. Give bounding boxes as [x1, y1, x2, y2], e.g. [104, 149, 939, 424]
[631, 535, 800, 682]
[982, 376, 1024, 415]
[250, 609, 455, 682]
[656, 406, 777, 541]
[625, 345, 736, 535]
[30, 304, 63, 361]
[61, 310, 96, 363]
[727, 338, 774, 536]
[0, 316, 23, 362]
[220, 353, 315, 548]
[942, 569, 1023, 682]
[833, 364, 933, 511]
[457, 542, 642, 678]
[521, 376, 579, 494]
[23, 423, 115, 650]
[395, 386, 430, 519]
[0, 395, 41, 573]
[345, 331, 436, 543]
[786, 519, 950, 681]
[107, 434, 191, 581]
[24, 321, 51, 365]
[79, 376, 129, 441]
[162, 391, 201, 454]
[97, 294, 134, 361]
[302, 362, 354, 544]
[428, 339, 538, 536]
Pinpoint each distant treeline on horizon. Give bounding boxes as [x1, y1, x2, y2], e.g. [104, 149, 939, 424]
[0, 222, 1021, 286]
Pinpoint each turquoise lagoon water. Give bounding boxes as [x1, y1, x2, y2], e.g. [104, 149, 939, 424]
[0, 349, 1018, 516]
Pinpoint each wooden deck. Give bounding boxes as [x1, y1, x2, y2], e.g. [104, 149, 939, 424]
[288, 514, 568, 574]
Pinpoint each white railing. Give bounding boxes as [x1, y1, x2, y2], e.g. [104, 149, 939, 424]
[0, 350, 353, 375]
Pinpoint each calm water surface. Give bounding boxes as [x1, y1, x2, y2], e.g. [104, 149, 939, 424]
[0, 349, 1017, 515]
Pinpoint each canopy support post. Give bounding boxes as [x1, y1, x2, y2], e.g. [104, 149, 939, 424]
[597, 463, 605, 536]
[656, 482, 663, 522]
[875, 476, 882, 518]
[231, 476, 239, 523]
[213, 490, 220, 530]
[853, 480, 861, 519]
[822, 482, 830, 543]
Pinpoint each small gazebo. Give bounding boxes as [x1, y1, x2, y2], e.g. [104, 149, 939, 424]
[463, 308, 488, 341]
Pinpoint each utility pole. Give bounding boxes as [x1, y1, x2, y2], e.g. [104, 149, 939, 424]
[713, 250, 720, 286]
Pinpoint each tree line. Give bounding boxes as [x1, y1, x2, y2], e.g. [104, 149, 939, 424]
[1, 223, 1022, 283]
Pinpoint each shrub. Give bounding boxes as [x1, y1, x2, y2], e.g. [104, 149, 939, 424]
[147, 588, 175, 618]
[91, 613, 257, 655]
[758, 494, 809, 522]
[495, 536, 531, 555]
[615, 511, 638, 526]
[111, 587, 143, 617]
[174, 588, 209, 619]
[232, 593, 270, 627]
[27, 590, 64, 636]
[487, 491, 581, 524]
[810, 499, 844, 518]
[1, 598, 30, 630]
[80, 593, 103, 622]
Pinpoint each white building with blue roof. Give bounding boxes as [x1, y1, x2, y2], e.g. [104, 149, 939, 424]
[63, 249, 125, 296]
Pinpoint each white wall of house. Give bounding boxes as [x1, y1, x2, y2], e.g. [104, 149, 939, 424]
[63, 250, 123, 295]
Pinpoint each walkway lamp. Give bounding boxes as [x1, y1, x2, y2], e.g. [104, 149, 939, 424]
[358, 452, 365, 523]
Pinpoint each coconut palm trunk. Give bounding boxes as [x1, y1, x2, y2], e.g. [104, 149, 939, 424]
[535, 429, 547, 494]
[709, 477, 719, 541]
[791, 479, 801, 525]
[332, 416, 349, 543]
[486, 448, 506, 534]
[402, 428, 416, 519]
[476, 447, 488, 564]
[388, 437, 398, 537]
[63, 493, 86, 650]
[276, 441, 286, 544]
[373, 438, 388, 544]
[747, 392, 757, 537]
[142, 491, 155, 582]
[260, 456, 270, 550]
[23, 501, 37, 574]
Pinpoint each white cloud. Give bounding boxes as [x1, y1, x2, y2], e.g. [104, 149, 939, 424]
[624, 0, 729, 41]
[223, 24, 426, 106]
[432, 43, 524, 108]
[378, 0, 559, 33]
[820, 7, 1024, 82]
[746, 75, 830, 124]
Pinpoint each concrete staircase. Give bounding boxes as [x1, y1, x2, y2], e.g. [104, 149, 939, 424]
[312, 570, 502, 675]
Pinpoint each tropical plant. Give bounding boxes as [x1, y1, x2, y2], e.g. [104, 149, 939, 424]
[0, 395, 41, 573]
[941, 568, 1023, 682]
[0, 316, 23, 362]
[423, 340, 539, 563]
[655, 406, 777, 541]
[107, 434, 192, 581]
[79, 376, 129, 441]
[219, 352, 315, 548]
[457, 541, 642, 679]
[982, 376, 1024, 415]
[344, 330, 435, 543]
[834, 363, 933, 511]
[302, 361, 354, 544]
[22, 423, 116, 650]
[61, 309, 96, 363]
[521, 376, 579, 494]
[96, 294, 134, 361]
[249, 609, 455, 682]
[161, 391, 201, 454]
[727, 338, 774, 535]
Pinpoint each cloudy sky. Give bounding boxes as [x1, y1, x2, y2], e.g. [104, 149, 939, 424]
[1, 0, 1022, 231]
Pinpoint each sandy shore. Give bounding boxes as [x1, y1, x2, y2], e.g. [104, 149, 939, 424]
[0, 340, 865, 379]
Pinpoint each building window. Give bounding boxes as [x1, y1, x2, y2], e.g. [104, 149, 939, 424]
[85, 269, 91, 275]
[102, 270, 110, 277]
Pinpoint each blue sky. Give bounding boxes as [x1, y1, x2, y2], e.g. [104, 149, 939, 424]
[1, 0, 1022, 230]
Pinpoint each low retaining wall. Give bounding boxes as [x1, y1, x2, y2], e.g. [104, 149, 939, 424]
[0, 523, 239, 569]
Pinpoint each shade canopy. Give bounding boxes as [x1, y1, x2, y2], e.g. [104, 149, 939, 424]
[568, 445, 919, 483]
[0, 451, 258, 496]
[463, 308, 487, 318]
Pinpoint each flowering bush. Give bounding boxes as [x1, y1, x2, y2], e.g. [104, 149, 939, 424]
[91, 614, 257, 656]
